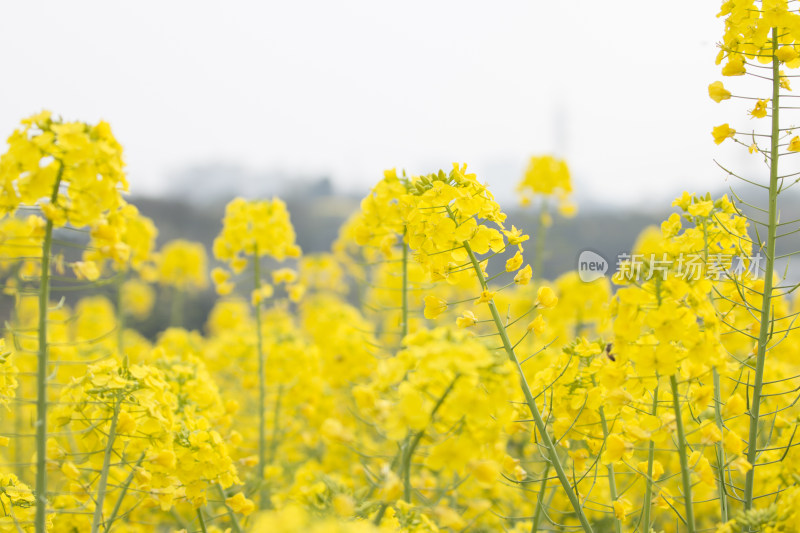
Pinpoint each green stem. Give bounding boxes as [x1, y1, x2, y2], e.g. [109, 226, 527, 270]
[640, 387, 659, 532]
[35, 164, 63, 533]
[104, 453, 145, 530]
[713, 369, 729, 523]
[533, 199, 549, 281]
[744, 27, 780, 513]
[397, 233, 411, 505]
[197, 508, 208, 533]
[401, 376, 459, 503]
[400, 234, 409, 342]
[10, 296, 25, 481]
[116, 277, 127, 367]
[268, 385, 283, 464]
[640, 278, 663, 530]
[594, 378, 621, 533]
[670, 374, 696, 533]
[216, 485, 243, 533]
[91, 397, 121, 533]
[170, 287, 184, 328]
[697, 180, 728, 524]
[253, 252, 267, 510]
[373, 503, 388, 526]
[462, 240, 593, 532]
[530, 461, 551, 532]
[14, 381, 23, 482]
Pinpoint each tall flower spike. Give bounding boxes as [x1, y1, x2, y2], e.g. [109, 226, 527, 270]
[394, 163, 593, 531]
[0, 112, 132, 533]
[212, 196, 301, 509]
[713, 1, 800, 528]
[516, 155, 575, 277]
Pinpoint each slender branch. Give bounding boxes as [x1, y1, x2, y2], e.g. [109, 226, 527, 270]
[216, 485, 243, 533]
[744, 28, 780, 515]
[595, 379, 621, 533]
[713, 368, 730, 523]
[104, 453, 145, 530]
[533, 198, 549, 280]
[639, 387, 659, 531]
[401, 376, 459, 502]
[401, 231, 409, 342]
[253, 250, 268, 510]
[462, 239, 594, 532]
[35, 162, 64, 533]
[671, 374, 696, 533]
[90, 396, 121, 533]
[197, 508, 208, 533]
[530, 461, 551, 532]
[170, 287, 184, 328]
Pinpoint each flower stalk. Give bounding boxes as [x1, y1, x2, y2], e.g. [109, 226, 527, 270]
[90, 396, 121, 533]
[462, 240, 593, 532]
[170, 287, 184, 327]
[35, 164, 63, 533]
[401, 375, 459, 503]
[639, 387, 658, 531]
[197, 508, 208, 533]
[253, 249, 268, 510]
[594, 377, 621, 533]
[713, 369, 729, 523]
[533, 199, 549, 280]
[530, 461, 551, 533]
[743, 27, 780, 514]
[400, 234, 409, 341]
[670, 374, 696, 533]
[116, 278, 127, 367]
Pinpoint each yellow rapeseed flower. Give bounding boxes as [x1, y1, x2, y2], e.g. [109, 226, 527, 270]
[712, 123, 736, 144]
[750, 99, 769, 118]
[708, 81, 732, 102]
[423, 295, 448, 319]
[226, 492, 256, 515]
[536, 286, 558, 308]
[514, 264, 532, 285]
[456, 310, 477, 328]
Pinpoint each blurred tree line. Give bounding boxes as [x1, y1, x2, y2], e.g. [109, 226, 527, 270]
[5, 172, 798, 338]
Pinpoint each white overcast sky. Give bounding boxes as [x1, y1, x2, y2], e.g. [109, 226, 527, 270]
[0, 1, 752, 207]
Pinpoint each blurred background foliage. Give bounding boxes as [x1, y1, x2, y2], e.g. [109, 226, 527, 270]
[6, 165, 795, 339]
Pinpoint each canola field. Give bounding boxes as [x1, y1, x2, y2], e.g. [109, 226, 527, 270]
[1, 2, 800, 532]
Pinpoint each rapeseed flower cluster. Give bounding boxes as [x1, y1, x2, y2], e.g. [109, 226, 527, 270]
[517, 155, 576, 216]
[0, 111, 126, 226]
[212, 197, 301, 295]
